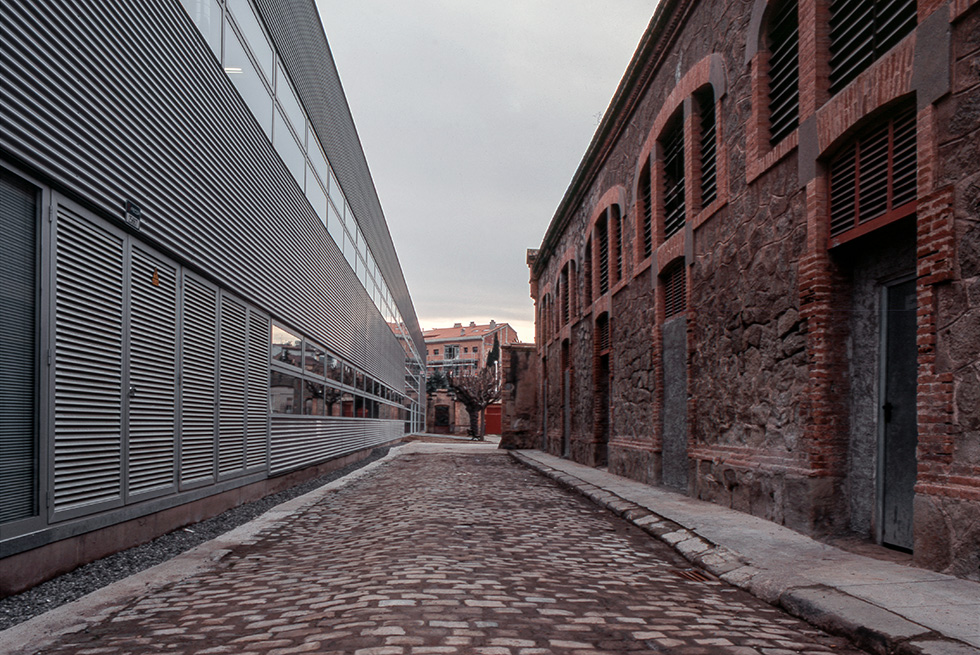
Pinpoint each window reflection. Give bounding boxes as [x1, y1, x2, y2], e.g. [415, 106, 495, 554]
[271, 324, 302, 368]
[304, 380, 324, 415]
[224, 23, 272, 138]
[227, 0, 273, 81]
[180, 0, 221, 59]
[325, 353, 342, 383]
[343, 364, 354, 387]
[324, 385, 343, 417]
[341, 391, 354, 417]
[274, 108, 305, 190]
[271, 370, 302, 414]
[303, 341, 325, 377]
[276, 64, 306, 138]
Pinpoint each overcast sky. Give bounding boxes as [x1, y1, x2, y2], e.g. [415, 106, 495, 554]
[315, 1, 657, 343]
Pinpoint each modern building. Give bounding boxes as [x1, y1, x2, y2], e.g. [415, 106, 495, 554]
[423, 321, 518, 434]
[0, 0, 425, 594]
[529, 0, 979, 578]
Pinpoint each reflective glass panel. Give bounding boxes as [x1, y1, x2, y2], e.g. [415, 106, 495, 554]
[308, 133, 329, 190]
[271, 324, 302, 368]
[227, 0, 273, 81]
[306, 166, 327, 225]
[341, 392, 354, 417]
[224, 24, 272, 138]
[270, 370, 302, 414]
[274, 108, 305, 190]
[324, 384, 343, 416]
[180, 0, 222, 59]
[303, 379, 324, 415]
[277, 64, 306, 139]
[303, 341, 325, 377]
[325, 353, 342, 382]
[343, 364, 355, 387]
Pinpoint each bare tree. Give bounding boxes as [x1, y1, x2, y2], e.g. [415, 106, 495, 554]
[446, 366, 500, 440]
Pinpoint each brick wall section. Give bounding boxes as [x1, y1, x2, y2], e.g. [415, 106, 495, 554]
[529, 0, 980, 578]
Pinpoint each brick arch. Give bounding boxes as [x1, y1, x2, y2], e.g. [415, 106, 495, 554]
[588, 186, 628, 231]
[745, 0, 774, 64]
[634, 52, 728, 185]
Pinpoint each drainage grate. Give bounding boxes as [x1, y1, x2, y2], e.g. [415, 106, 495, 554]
[673, 568, 713, 582]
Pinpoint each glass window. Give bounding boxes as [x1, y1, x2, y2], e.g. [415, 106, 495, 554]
[305, 167, 327, 225]
[324, 385, 343, 417]
[180, 0, 222, 59]
[327, 203, 344, 249]
[276, 64, 306, 139]
[271, 324, 302, 368]
[227, 0, 273, 82]
[271, 370, 302, 414]
[325, 353, 342, 382]
[274, 108, 305, 190]
[354, 395, 365, 418]
[303, 341, 325, 377]
[329, 168, 340, 205]
[341, 391, 354, 417]
[343, 231, 357, 271]
[343, 364, 355, 387]
[355, 370, 365, 391]
[304, 379, 324, 415]
[308, 133, 329, 190]
[224, 23, 272, 138]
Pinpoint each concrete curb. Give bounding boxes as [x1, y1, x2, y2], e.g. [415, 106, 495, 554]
[509, 450, 980, 655]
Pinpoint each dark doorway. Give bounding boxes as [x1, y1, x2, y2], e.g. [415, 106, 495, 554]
[596, 353, 610, 467]
[561, 340, 571, 458]
[434, 405, 450, 434]
[879, 278, 918, 550]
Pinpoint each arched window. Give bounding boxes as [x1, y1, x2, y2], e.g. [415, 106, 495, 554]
[696, 86, 718, 208]
[661, 110, 686, 241]
[766, 0, 799, 145]
[661, 261, 687, 320]
[638, 163, 653, 260]
[829, 0, 916, 94]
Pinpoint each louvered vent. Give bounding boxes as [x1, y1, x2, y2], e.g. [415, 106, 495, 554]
[663, 263, 687, 320]
[53, 208, 124, 514]
[597, 216, 610, 295]
[698, 89, 718, 207]
[640, 167, 653, 259]
[829, 104, 916, 238]
[612, 206, 623, 283]
[584, 240, 593, 304]
[219, 295, 248, 477]
[829, 0, 916, 94]
[128, 247, 177, 497]
[1, 174, 37, 524]
[180, 275, 217, 487]
[768, 0, 800, 144]
[246, 310, 270, 470]
[561, 268, 570, 325]
[662, 121, 686, 240]
[596, 314, 611, 354]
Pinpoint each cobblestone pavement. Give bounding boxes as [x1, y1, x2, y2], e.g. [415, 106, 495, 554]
[36, 451, 866, 655]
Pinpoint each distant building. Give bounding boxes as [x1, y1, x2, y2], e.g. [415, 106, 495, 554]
[528, 0, 980, 579]
[1, 0, 425, 594]
[423, 321, 518, 434]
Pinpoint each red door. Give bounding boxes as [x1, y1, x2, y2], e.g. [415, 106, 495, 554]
[485, 404, 502, 435]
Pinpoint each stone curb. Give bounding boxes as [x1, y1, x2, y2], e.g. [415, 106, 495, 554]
[508, 450, 980, 655]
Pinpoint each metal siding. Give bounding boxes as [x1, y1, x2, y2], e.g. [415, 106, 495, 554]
[0, 0, 417, 392]
[218, 294, 247, 477]
[269, 417, 401, 475]
[246, 309, 270, 470]
[0, 173, 38, 524]
[53, 206, 125, 516]
[179, 274, 218, 487]
[127, 245, 178, 498]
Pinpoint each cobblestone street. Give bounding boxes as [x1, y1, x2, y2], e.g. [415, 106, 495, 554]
[30, 448, 865, 655]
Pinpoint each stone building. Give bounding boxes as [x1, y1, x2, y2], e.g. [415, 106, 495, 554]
[528, 0, 979, 578]
[423, 321, 518, 434]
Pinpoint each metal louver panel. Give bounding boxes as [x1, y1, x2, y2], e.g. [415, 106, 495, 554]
[180, 275, 217, 486]
[699, 90, 718, 207]
[612, 207, 623, 283]
[560, 269, 570, 325]
[768, 0, 799, 144]
[662, 123, 686, 240]
[246, 309, 270, 469]
[269, 417, 401, 475]
[0, 173, 37, 524]
[829, 103, 917, 239]
[218, 295, 248, 476]
[584, 240, 593, 304]
[640, 168, 653, 259]
[663, 263, 687, 320]
[53, 207, 124, 515]
[830, 0, 916, 93]
[597, 216, 610, 295]
[595, 315, 611, 354]
[128, 247, 177, 498]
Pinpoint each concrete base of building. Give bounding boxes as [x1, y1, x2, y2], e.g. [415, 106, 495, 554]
[0, 441, 400, 597]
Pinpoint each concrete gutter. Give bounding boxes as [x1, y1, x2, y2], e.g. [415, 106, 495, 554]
[510, 449, 980, 655]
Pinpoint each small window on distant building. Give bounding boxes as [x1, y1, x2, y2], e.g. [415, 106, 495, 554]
[433, 348, 440, 355]
[445, 344, 459, 360]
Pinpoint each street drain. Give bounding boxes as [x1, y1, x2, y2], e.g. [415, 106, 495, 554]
[673, 568, 713, 582]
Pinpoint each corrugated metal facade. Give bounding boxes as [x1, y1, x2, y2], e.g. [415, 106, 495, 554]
[0, 0, 424, 560]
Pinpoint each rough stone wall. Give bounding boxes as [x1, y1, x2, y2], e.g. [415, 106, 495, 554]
[916, 2, 980, 579]
[499, 344, 540, 449]
[530, 0, 980, 578]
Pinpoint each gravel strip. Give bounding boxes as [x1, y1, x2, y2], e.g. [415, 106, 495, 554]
[0, 446, 395, 631]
